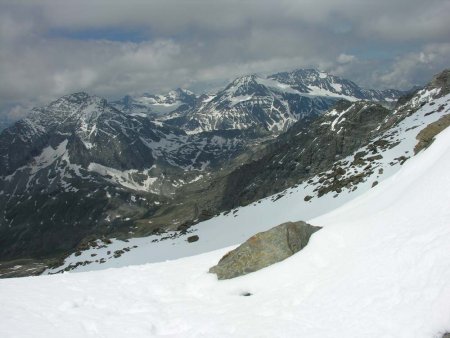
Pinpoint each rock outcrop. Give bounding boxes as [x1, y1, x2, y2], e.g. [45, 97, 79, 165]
[414, 114, 450, 154]
[209, 221, 321, 280]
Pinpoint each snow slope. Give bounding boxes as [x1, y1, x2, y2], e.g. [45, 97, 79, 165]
[1, 118, 450, 337]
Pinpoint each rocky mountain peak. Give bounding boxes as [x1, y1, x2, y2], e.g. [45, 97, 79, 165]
[25, 92, 112, 133]
[223, 74, 262, 96]
[230, 73, 258, 84]
[44, 91, 105, 110]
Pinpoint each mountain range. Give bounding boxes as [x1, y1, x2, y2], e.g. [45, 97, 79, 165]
[115, 69, 403, 134]
[39, 68, 449, 276]
[2, 67, 443, 276]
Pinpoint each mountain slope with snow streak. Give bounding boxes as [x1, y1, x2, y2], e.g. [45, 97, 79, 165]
[2, 113, 450, 338]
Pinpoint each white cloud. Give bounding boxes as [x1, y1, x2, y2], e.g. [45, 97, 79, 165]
[337, 54, 356, 64]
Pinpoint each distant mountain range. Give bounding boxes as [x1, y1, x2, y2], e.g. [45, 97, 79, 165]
[44, 69, 450, 276]
[0, 67, 414, 267]
[114, 69, 404, 134]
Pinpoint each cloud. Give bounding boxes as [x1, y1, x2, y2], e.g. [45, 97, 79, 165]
[337, 54, 357, 64]
[375, 43, 450, 88]
[0, 0, 449, 122]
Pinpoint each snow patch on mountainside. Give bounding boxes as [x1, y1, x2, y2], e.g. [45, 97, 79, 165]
[307, 85, 358, 101]
[31, 140, 69, 174]
[87, 163, 159, 193]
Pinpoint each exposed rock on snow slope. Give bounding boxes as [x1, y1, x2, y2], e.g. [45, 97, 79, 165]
[2, 118, 450, 338]
[45, 72, 450, 274]
[209, 221, 321, 280]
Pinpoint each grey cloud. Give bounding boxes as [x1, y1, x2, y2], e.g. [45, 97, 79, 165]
[0, 0, 449, 123]
[376, 43, 450, 88]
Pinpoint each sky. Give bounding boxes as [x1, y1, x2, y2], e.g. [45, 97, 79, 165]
[0, 0, 449, 123]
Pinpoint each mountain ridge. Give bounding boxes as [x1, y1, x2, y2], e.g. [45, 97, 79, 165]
[160, 69, 404, 134]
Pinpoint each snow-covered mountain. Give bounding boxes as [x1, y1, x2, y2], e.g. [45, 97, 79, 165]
[111, 88, 197, 116]
[269, 68, 402, 102]
[162, 69, 403, 134]
[1, 80, 450, 337]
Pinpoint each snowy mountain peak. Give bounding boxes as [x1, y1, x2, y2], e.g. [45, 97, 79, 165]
[269, 68, 403, 102]
[25, 92, 114, 133]
[229, 74, 259, 85]
[222, 74, 263, 96]
[49, 92, 107, 110]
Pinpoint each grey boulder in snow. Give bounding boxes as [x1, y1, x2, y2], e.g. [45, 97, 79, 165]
[209, 221, 321, 280]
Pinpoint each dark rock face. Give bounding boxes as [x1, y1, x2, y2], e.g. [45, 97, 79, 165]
[414, 114, 450, 154]
[209, 221, 321, 280]
[187, 235, 199, 243]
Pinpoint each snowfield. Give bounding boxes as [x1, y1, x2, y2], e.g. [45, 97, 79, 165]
[1, 121, 450, 337]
